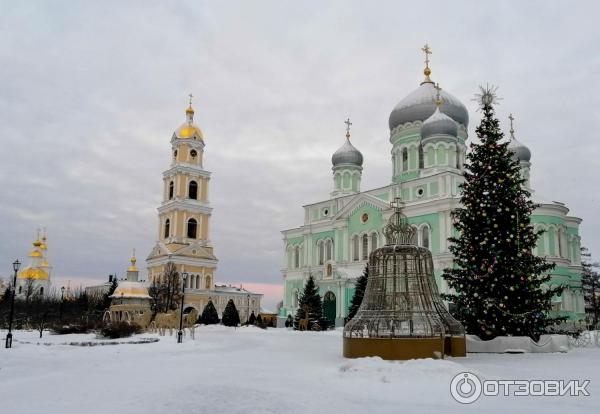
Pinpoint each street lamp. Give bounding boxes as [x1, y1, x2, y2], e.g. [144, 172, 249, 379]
[177, 272, 188, 343]
[247, 293, 251, 325]
[5, 259, 21, 349]
[59, 286, 65, 321]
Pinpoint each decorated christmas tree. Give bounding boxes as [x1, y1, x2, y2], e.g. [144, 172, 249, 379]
[442, 85, 564, 340]
[293, 275, 327, 330]
[347, 265, 369, 321]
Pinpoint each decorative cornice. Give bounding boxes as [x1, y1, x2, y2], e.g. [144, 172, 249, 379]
[163, 164, 211, 179]
[158, 199, 212, 214]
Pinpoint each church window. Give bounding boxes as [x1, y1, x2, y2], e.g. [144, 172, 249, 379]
[410, 226, 418, 246]
[456, 147, 460, 169]
[173, 150, 178, 158]
[325, 239, 333, 261]
[294, 246, 300, 268]
[205, 276, 211, 289]
[18, 286, 22, 294]
[402, 148, 408, 172]
[421, 226, 430, 249]
[39, 286, 44, 295]
[189, 181, 198, 200]
[371, 233, 378, 251]
[190, 149, 197, 158]
[187, 218, 198, 239]
[352, 235, 359, 261]
[326, 263, 332, 277]
[362, 234, 369, 260]
[168, 181, 174, 199]
[418, 144, 424, 169]
[318, 241, 324, 265]
[164, 219, 170, 238]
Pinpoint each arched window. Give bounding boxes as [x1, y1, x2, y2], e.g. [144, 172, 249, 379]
[294, 246, 300, 268]
[189, 180, 198, 200]
[371, 232, 378, 251]
[418, 144, 424, 169]
[39, 286, 44, 295]
[164, 219, 170, 238]
[325, 239, 333, 261]
[421, 226, 430, 249]
[362, 234, 369, 260]
[187, 218, 197, 239]
[402, 148, 408, 172]
[410, 226, 418, 246]
[318, 241, 324, 265]
[456, 147, 461, 169]
[168, 181, 174, 199]
[326, 263, 332, 277]
[205, 276, 211, 289]
[352, 235, 359, 261]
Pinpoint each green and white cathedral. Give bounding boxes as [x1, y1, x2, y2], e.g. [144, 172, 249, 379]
[279, 55, 585, 327]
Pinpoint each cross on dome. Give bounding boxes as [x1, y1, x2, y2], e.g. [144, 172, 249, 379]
[434, 83, 443, 107]
[345, 118, 352, 138]
[421, 43, 433, 84]
[509, 113, 515, 138]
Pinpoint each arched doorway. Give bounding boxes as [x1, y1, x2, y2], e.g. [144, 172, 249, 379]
[323, 291, 336, 328]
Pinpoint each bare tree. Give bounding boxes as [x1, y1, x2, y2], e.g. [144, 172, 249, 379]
[148, 262, 182, 313]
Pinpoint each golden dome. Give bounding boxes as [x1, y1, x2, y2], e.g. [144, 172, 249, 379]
[33, 239, 42, 247]
[29, 249, 43, 258]
[186, 106, 195, 114]
[18, 268, 49, 280]
[111, 281, 151, 299]
[175, 123, 204, 140]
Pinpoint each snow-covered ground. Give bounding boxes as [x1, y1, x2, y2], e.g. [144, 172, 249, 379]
[1, 327, 599, 414]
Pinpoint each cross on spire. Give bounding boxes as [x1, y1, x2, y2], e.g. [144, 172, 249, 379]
[508, 113, 515, 139]
[344, 118, 352, 138]
[434, 83, 443, 106]
[188, 93, 193, 107]
[390, 196, 404, 211]
[421, 43, 432, 68]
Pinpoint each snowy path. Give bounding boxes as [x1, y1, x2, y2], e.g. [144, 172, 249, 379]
[1, 327, 598, 414]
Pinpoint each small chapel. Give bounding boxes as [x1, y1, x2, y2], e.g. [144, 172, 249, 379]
[279, 46, 585, 327]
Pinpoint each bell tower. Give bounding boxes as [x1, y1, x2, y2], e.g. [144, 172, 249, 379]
[146, 95, 217, 291]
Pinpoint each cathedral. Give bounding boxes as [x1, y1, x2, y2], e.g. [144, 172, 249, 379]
[16, 231, 52, 298]
[279, 47, 585, 327]
[145, 98, 262, 320]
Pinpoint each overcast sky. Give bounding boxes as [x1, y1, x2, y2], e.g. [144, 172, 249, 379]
[1, 1, 598, 309]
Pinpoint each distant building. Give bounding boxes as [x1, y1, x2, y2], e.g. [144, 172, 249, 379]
[105, 252, 151, 324]
[85, 275, 116, 302]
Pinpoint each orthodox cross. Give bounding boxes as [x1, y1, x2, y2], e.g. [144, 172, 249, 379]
[434, 83, 443, 106]
[345, 118, 352, 138]
[508, 113, 515, 138]
[390, 196, 404, 211]
[421, 43, 432, 69]
[188, 93, 193, 106]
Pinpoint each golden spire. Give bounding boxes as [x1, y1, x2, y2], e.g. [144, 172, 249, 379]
[344, 117, 352, 139]
[128, 248, 138, 272]
[32, 228, 42, 247]
[421, 43, 433, 84]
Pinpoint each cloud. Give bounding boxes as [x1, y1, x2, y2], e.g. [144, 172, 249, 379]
[0, 1, 598, 309]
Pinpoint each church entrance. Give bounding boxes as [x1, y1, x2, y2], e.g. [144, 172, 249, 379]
[323, 291, 336, 328]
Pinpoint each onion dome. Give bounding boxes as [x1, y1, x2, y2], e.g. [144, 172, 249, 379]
[18, 268, 49, 280]
[421, 107, 458, 139]
[127, 253, 138, 272]
[174, 98, 204, 140]
[332, 126, 363, 167]
[389, 82, 468, 130]
[507, 114, 531, 162]
[111, 281, 151, 299]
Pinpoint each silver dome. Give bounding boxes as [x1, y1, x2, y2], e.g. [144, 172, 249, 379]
[508, 137, 531, 162]
[421, 107, 458, 139]
[332, 138, 363, 167]
[389, 82, 469, 130]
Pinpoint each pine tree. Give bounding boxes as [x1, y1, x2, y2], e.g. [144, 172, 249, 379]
[293, 275, 327, 330]
[222, 299, 241, 327]
[347, 265, 369, 321]
[198, 300, 219, 325]
[442, 86, 564, 340]
[248, 311, 256, 325]
[581, 247, 600, 328]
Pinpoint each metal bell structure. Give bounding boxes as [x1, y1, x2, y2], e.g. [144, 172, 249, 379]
[343, 198, 466, 360]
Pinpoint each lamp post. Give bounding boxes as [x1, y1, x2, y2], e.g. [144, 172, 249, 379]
[177, 272, 188, 343]
[247, 293, 251, 324]
[59, 286, 65, 321]
[5, 259, 21, 349]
